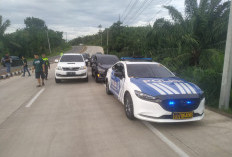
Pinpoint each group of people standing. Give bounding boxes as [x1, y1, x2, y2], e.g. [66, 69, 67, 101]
[32, 53, 50, 87]
[1, 53, 50, 87]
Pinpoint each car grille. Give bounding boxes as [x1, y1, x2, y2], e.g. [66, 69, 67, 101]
[160, 98, 201, 112]
[63, 67, 79, 71]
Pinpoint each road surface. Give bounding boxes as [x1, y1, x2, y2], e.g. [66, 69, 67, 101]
[0, 46, 231, 157]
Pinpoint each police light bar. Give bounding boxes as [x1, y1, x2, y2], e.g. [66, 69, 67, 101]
[121, 57, 153, 62]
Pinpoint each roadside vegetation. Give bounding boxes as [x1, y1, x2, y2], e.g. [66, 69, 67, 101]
[70, 0, 232, 110]
[0, 16, 70, 60]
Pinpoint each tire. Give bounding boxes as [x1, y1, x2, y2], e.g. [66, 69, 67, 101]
[55, 78, 61, 83]
[84, 76, 89, 82]
[124, 93, 135, 120]
[106, 80, 112, 95]
[95, 72, 100, 83]
[92, 69, 94, 77]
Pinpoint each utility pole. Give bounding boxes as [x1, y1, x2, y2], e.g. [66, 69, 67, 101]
[46, 29, 52, 54]
[219, 2, 232, 109]
[65, 32, 68, 42]
[98, 24, 102, 46]
[107, 29, 109, 54]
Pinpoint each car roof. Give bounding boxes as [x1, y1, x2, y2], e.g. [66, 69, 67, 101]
[96, 54, 118, 59]
[121, 61, 160, 65]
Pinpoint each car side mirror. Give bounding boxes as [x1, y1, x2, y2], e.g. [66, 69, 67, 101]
[55, 59, 59, 63]
[114, 71, 123, 78]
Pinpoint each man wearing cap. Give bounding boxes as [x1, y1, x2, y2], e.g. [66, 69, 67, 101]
[32, 53, 45, 87]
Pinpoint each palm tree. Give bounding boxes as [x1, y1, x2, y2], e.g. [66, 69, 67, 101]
[164, 0, 230, 65]
[0, 15, 10, 37]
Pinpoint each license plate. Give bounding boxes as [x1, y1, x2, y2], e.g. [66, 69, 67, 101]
[67, 72, 75, 76]
[173, 112, 193, 119]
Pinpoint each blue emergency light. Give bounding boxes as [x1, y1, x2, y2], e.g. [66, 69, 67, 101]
[168, 101, 176, 106]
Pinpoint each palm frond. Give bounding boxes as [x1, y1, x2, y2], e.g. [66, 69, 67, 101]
[164, 6, 184, 23]
[185, 0, 198, 19]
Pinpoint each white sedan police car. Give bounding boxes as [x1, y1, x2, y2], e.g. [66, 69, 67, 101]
[105, 58, 205, 123]
[55, 53, 88, 83]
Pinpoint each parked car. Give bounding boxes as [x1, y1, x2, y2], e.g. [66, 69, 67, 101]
[55, 53, 88, 83]
[105, 58, 205, 123]
[1, 56, 23, 67]
[91, 54, 119, 82]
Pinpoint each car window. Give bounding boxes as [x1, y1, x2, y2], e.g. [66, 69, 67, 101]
[126, 64, 174, 78]
[97, 56, 119, 65]
[60, 55, 83, 62]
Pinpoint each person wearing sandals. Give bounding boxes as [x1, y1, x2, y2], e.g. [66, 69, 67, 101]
[32, 53, 45, 87]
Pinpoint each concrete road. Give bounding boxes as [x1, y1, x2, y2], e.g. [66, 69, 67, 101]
[0, 46, 84, 75]
[0, 46, 232, 157]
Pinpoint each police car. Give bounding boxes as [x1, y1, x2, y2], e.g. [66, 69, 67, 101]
[105, 58, 205, 123]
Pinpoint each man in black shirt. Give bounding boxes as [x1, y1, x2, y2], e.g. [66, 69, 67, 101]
[22, 56, 31, 77]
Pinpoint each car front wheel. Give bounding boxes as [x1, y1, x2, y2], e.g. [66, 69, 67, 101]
[106, 80, 112, 95]
[124, 93, 135, 120]
[55, 78, 61, 83]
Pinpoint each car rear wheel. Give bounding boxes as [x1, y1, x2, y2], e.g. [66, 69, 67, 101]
[55, 78, 61, 83]
[106, 80, 112, 95]
[124, 93, 135, 120]
[95, 72, 100, 83]
[91, 69, 94, 77]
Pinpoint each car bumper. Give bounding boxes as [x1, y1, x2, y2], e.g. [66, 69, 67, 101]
[55, 69, 88, 79]
[132, 95, 205, 123]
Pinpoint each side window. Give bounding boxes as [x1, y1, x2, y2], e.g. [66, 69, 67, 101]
[112, 64, 118, 71]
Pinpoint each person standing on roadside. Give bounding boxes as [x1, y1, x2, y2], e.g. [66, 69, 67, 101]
[22, 56, 31, 77]
[3, 53, 11, 74]
[32, 53, 45, 87]
[42, 53, 50, 80]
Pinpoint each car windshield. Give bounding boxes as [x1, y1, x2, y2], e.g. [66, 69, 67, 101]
[60, 55, 83, 62]
[127, 64, 175, 78]
[98, 56, 119, 65]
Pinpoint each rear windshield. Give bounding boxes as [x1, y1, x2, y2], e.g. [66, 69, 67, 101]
[98, 56, 119, 65]
[60, 55, 83, 62]
[127, 64, 174, 78]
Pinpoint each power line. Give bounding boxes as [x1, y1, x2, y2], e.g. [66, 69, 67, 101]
[147, 0, 173, 25]
[121, 0, 134, 20]
[125, 0, 154, 25]
[122, 0, 139, 23]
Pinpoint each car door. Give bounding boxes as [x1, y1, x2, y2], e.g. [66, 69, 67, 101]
[110, 63, 125, 100]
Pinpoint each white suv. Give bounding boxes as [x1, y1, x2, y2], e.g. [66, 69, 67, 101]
[55, 53, 88, 83]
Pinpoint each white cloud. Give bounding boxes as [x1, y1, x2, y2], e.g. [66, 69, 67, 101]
[0, 0, 186, 40]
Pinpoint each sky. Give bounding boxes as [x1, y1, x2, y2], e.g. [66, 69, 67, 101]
[0, 0, 186, 40]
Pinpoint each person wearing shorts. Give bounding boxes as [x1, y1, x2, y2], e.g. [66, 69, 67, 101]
[32, 53, 45, 87]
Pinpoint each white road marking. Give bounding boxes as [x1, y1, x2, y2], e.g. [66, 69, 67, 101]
[143, 121, 190, 157]
[25, 88, 45, 108]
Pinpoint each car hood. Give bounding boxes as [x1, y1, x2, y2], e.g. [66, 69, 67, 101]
[58, 62, 85, 67]
[130, 77, 203, 97]
[98, 64, 113, 70]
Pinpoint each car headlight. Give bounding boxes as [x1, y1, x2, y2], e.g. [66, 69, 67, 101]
[98, 67, 105, 73]
[79, 66, 87, 70]
[134, 90, 162, 103]
[56, 66, 62, 70]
